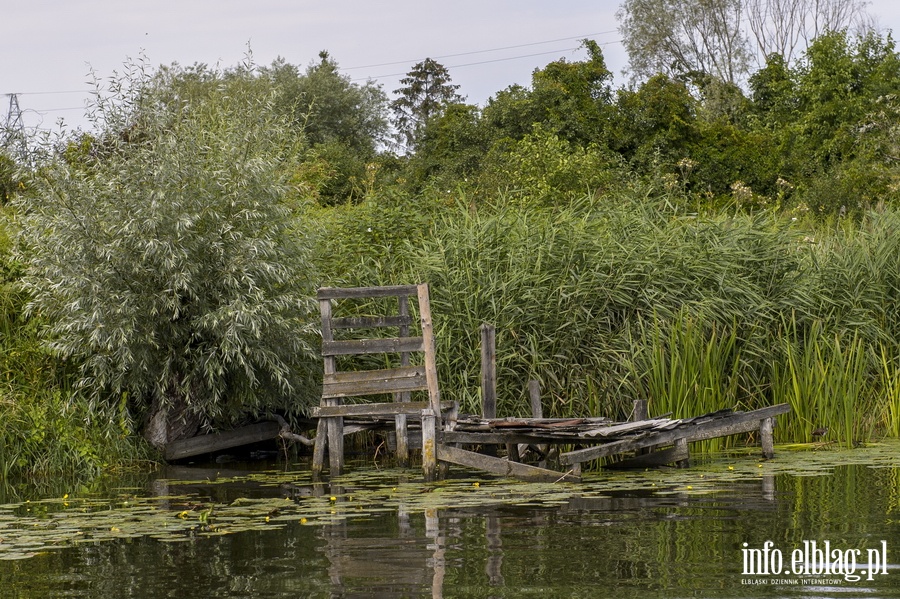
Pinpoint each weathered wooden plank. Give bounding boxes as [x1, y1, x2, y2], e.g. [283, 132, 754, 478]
[331, 315, 413, 329]
[581, 418, 675, 438]
[437, 444, 581, 483]
[313, 401, 433, 418]
[560, 404, 791, 465]
[322, 366, 427, 398]
[318, 285, 421, 300]
[606, 444, 690, 469]
[324, 365, 425, 386]
[321, 336, 424, 356]
[165, 422, 281, 461]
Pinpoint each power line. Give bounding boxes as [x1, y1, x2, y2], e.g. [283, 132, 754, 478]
[351, 38, 623, 82]
[344, 30, 620, 71]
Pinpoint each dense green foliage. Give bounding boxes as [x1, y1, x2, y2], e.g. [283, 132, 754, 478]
[4, 27, 900, 478]
[14, 61, 320, 452]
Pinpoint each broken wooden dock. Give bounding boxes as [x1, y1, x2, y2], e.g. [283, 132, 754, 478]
[160, 284, 790, 483]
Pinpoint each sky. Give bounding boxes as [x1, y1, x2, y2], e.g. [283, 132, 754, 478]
[3, 0, 900, 134]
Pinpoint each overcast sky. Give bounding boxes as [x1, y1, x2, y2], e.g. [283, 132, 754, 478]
[3, 1, 900, 133]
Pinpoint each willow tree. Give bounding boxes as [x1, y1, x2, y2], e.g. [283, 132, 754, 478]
[15, 60, 319, 449]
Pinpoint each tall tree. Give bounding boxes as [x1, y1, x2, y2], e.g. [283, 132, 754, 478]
[746, 0, 870, 65]
[391, 58, 464, 151]
[16, 60, 319, 449]
[617, 0, 751, 86]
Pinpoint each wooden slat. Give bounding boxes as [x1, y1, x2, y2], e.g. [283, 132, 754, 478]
[324, 365, 425, 385]
[321, 336, 424, 356]
[581, 418, 676, 438]
[560, 404, 791, 465]
[331, 315, 413, 329]
[164, 422, 281, 461]
[312, 401, 434, 418]
[322, 370, 428, 398]
[323, 367, 428, 398]
[437, 444, 581, 483]
[318, 285, 420, 300]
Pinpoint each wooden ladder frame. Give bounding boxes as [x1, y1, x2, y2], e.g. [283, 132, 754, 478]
[311, 283, 444, 480]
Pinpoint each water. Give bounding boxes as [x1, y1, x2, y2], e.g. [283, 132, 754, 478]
[2, 445, 899, 598]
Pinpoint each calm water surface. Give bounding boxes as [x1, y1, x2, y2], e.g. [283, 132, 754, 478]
[1, 446, 899, 598]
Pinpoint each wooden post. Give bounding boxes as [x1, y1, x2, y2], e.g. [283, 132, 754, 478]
[760, 417, 775, 459]
[311, 417, 328, 478]
[394, 295, 411, 467]
[418, 284, 442, 424]
[674, 437, 690, 468]
[631, 399, 648, 422]
[422, 409, 438, 482]
[320, 297, 343, 476]
[326, 397, 344, 476]
[528, 380, 542, 419]
[481, 323, 497, 419]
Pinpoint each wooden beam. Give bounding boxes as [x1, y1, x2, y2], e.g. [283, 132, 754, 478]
[322, 366, 427, 398]
[164, 422, 281, 461]
[437, 444, 581, 483]
[317, 285, 420, 300]
[313, 401, 434, 418]
[560, 404, 791, 465]
[321, 336, 424, 356]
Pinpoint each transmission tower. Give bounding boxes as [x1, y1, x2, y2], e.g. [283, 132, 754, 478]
[2, 93, 29, 163]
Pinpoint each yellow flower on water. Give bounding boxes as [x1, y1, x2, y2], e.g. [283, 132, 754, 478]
[300, 517, 308, 524]
[329, 496, 337, 501]
[177, 511, 189, 519]
[728, 466, 734, 470]
[63, 494, 69, 500]
[473, 482, 480, 488]
[686, 486, 693, 490]
[265, 516, 270, 523]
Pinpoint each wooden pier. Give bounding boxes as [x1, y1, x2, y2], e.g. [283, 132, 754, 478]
[307, 284, 793, 483]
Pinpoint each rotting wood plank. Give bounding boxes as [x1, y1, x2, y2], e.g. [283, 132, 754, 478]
[318, 285, 420, 300]
[314, 401, 436, 418]
[322, 337, 424, 356]
[323, 366, 427, 398]
[560, 404, 791, 465]
[581, 418, 678, 438]
[437, 444, 581, 483]
[331, 315, 413, 329]
[165, 422, 282, 461]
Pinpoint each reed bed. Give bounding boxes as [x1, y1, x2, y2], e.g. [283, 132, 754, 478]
[317, 191, 900, 448]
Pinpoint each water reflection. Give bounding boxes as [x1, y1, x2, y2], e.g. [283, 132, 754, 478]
[308, 473, 791, 598]
[1, 461, 899, 598]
